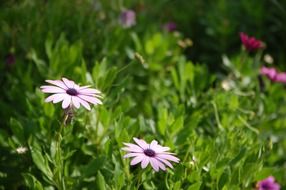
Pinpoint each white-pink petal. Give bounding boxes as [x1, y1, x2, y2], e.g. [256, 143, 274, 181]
[150, 140, 158, 150]
[123, 153, 142, 158]
[74, 84, 80, 90]
[150, 158, 159, 172]
[141, 157, 149, 168]
[78, 85, 91, 90]
[53, 94, 66, 103]
[123, 143, 143, 151]
[121, 146, 143, 153]
[133, 138, 149, 149]
[79, 88, 101, 94]
[130, 156, 144, 165]
[62, 78, 74, 88]
[123, 143, 137, 147]
[72, 96, 80, 109]
[156, 157, 173, 168]
[41, 86, 66, 93]
[156, 154, 180, 163]
[153, 145, 170, 153]
[62, 96, 71, 109]
[45, 80, 68, 89]
[78, 95, 102, 105]
[156, 159, 166, 171]
[76, 98, 91, 110]
[82, 93, 102, 98]
[45, 94, 60, 102]
[40, 85, 55, 89]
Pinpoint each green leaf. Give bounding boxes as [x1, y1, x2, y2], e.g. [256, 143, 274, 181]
[80, 156, 105, 177]
[131, 32, 142, 51]
[170, 116, 184, 136]
[45, 35, 53, 60]
[28, 138, 54, 183]
[229, 95, 239, 111]
[173, 181, 182, 190]
[229, 148, 246, 166]
[96, 171, 106, 190]
[218, 170, 229, 189]
[28, 49, 48, 76]
[158, 107, 168, 135]
[187, 182, 201, 190]
[10, 118, 25, 143]
[22, 173, 44, 190]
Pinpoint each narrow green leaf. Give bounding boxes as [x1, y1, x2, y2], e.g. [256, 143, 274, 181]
[96, 171, 106, 190]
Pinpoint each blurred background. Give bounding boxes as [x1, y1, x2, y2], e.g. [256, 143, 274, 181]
[1, 0, 286, 70]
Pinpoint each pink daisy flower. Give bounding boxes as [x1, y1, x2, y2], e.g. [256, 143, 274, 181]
[40, 77, 102, 110]
[260, 66, 286, 83]
[256, 176, 280, 190]
[120, 10, 136, 28]
[274, 72, 286, 83]
[240, 32, 264, 52]
[260, 66, 277, 81]
[122, 138, 180, 172]
[163, 22, 177, 32]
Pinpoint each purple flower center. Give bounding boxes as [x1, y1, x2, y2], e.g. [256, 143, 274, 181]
[66, 88, 78, 96]
[261, 183, 270, 189]
[144, 149, 156, 157]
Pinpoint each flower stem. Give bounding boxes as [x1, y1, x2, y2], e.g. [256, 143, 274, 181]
[135, 169, 144, 188]
[54, 122, 66, 190]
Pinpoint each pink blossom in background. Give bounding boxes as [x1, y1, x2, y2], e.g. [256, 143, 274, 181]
[40, 78, 102, 110]
[274, 72, 286, 83]
[260, 66, 286, 83]
[256, 176, 280, 190]
[120, 10, 136, 28]
[122, 138, 180, 172]
[260, 66, 277, 81]
[163, 22, 177, 32]
[240, 32, 264, 52]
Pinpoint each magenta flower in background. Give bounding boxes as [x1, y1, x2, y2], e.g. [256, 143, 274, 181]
[240, 32, 264, 52]
[122, 138, 180, 172]
[163, 22, 177, 32]
[260, 66, 286, 83]
[256, 176, 280, 190]
[120, 10, 136, 28]
[40, 78, 102, 110]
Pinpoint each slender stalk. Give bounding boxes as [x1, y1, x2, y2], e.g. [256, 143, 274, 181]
[55, 122, 66, 190]
[183, 144, 193, 163]
[53, 107, 72, 190]
[211, 101, 224, 130]
[135, 169, 144, 189]
[238, 116, 259, 135]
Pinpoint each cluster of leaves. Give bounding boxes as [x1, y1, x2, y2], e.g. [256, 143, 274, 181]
[0, 0, 286, 189]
